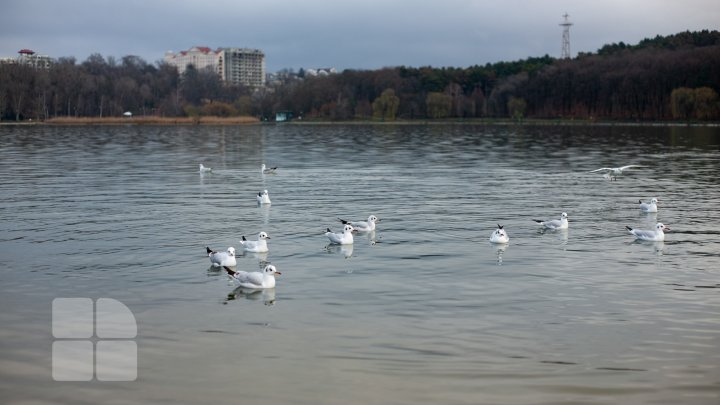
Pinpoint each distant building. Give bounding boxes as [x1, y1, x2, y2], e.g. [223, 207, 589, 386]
[265, 67, 338, 87]
[164, 46, 265, 88]
[218, 48, 265, 88]
[164, 46, 218, 75]
[0, 49, 53, 69]
[303, 67, 337, 77]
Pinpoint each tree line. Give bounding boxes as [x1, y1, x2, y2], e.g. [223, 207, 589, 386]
[1, 30, 718, 122]
[0, 54, 259, 121]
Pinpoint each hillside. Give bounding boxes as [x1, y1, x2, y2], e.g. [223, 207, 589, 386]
[276, 30, 720, 121]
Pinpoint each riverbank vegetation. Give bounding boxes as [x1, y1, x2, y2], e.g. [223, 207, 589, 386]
[42, 116, 258, 125]
[1, 30, 718, 123]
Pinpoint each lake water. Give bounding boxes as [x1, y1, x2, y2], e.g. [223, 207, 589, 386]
[1, 123, 719, 404]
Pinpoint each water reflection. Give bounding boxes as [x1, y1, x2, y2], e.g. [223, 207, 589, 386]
[360, 230, 378, 245]
[206, 265, 233, 276]
[326, 244, 353, 258]
[2, 124, 719, 405]
[258, 203, 271, 225]
[641, 211, 658, 222]
[653, 241, 665, 255]
[226, 286, 276, 305]
[491, 242, 508, 265]
[240, 251, 270, 267]
[558, 229, 569, 246]
[631, 239, 665, 255]
[537, 228, 569, 246]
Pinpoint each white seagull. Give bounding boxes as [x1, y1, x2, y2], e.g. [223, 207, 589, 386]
[239, 232, 271, 253]
[589, 165, 641, 180]
[207, 246, 236, 267]
[199, 163, 212, 173]
[534, 212, 569, 230]
[338, 215, 379, 232]
[224, 265, 281, 289]
[261, 164, 277, 174]
[256, 190, 272, 204]
[325, 224, 355, 245]
[639, 197, 659, 213]
[489, 224, 509, 244]
[626, 222, 670, 241]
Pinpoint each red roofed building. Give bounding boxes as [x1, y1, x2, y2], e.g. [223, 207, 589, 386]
[164, 46, 220, 76]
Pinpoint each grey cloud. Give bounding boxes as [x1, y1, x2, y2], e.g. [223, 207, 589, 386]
[1, 0, 717, 71]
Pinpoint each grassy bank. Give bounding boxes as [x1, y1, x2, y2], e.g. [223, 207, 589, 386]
[286, 118, 720, 127]
[41, 116, 260, 125]
[2, 116, 717, 127]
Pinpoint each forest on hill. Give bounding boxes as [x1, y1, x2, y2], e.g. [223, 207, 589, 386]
[1, 30, 718, 122]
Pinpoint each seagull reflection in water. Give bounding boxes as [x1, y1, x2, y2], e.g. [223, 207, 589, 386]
[491, 242, 508, 265]
[226, 287, 276, 306]
[326, 243, 354, 258]
[362, 230, 378, 245]
[630, 239, 665, 256]
[240, 251, 270, 266]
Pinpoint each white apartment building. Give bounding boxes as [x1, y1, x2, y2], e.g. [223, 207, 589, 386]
[164, 46, 265, 88]
[218, 48, 265, 88]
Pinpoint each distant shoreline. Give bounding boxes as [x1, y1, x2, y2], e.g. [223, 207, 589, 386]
[0, 117, 718, 127]
[287, 119, 720, 128]
[0, 116, 260, 126]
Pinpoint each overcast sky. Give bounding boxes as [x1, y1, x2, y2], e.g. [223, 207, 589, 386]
[1, 0, 718, 72]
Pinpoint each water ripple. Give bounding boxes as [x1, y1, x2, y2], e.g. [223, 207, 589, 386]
[1, 124, 719, 405]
